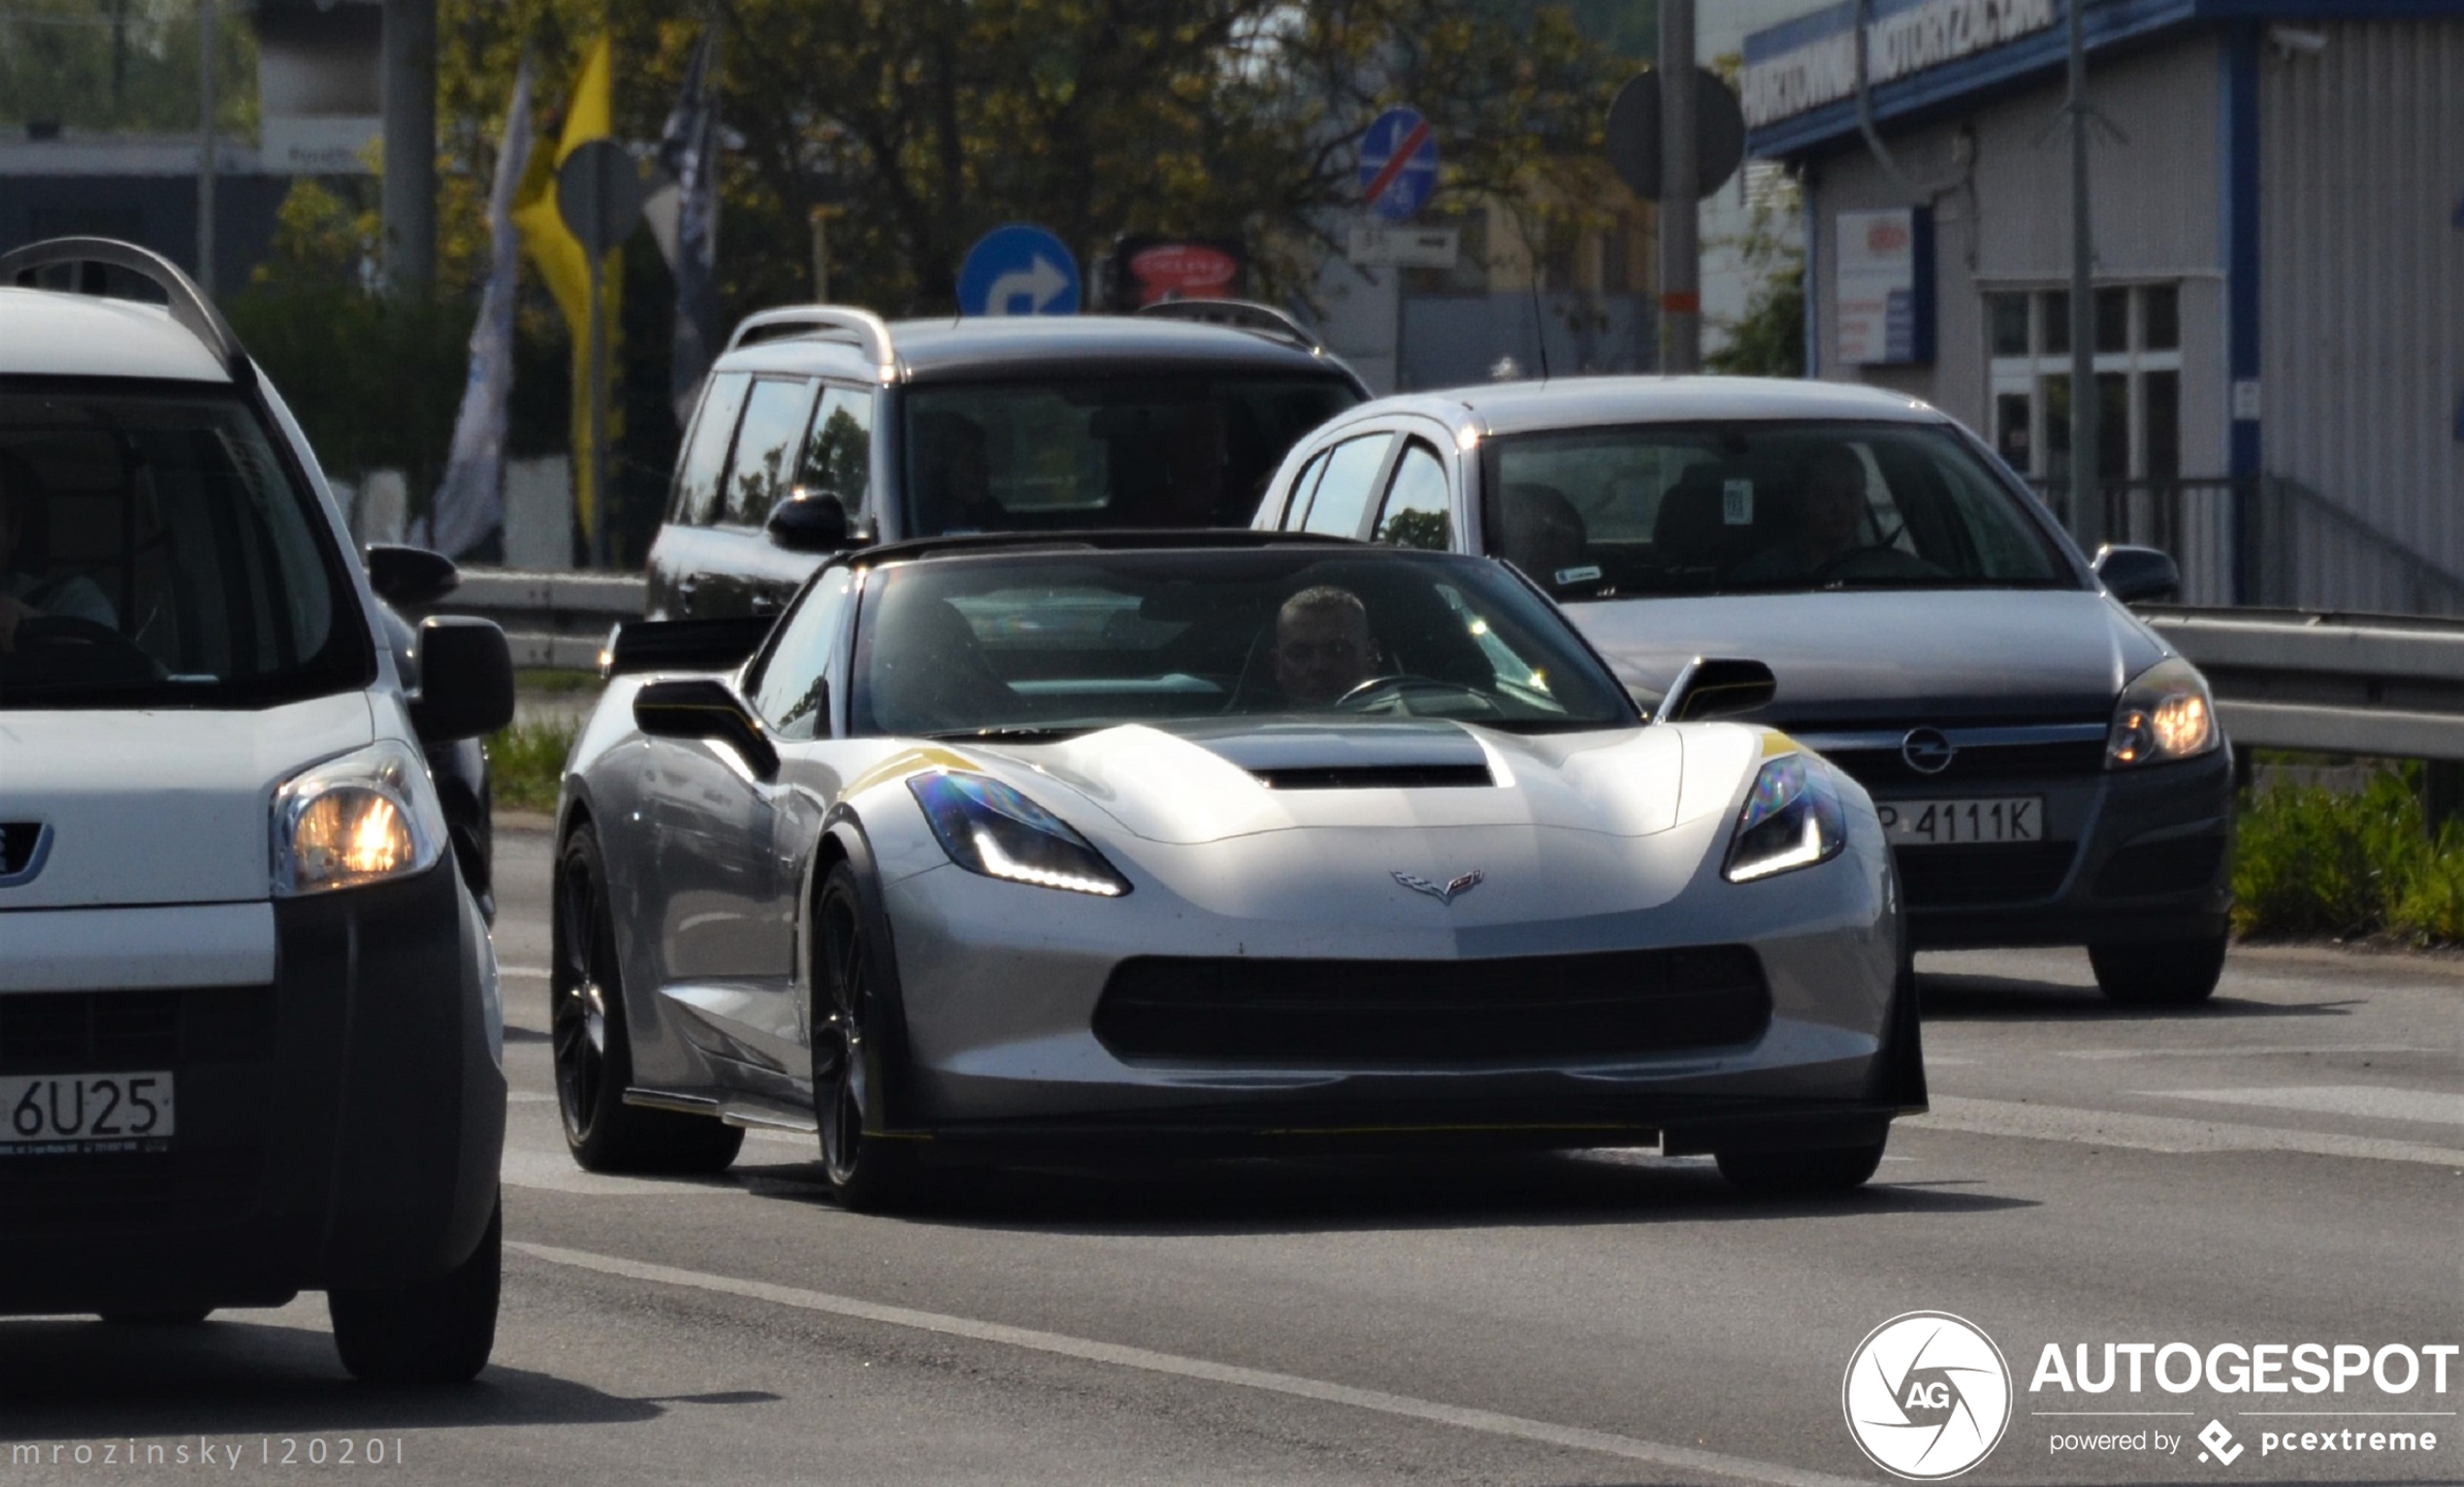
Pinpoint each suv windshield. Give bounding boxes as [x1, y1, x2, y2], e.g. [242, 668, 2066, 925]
[1484, 420, 2072, 598]
[0, 387, 365, 708]
[848, 548, 1635, 738]
[905, 376, 1358, 535]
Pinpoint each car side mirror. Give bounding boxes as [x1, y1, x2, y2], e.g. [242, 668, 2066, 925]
[409, 616, 515, 741]
[632, 677, 780, 782]
[765, 491, 852, 554]
[2093, 543, 2181, 603]
[1658, 657, 1778, 723]
[365, 543, 462, 608]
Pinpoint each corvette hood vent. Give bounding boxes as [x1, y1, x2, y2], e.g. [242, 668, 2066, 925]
[1177, 721, 1497, 790]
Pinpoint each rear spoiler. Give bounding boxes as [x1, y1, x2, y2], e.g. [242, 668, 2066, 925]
[600, 615, 775, 679]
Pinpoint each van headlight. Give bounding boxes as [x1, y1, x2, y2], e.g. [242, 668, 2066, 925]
[2107, 657, 2219, 768]
[1725, 754, 1846, 883]
[909, 771, 1130, 897]
[272, 739, 448, 896]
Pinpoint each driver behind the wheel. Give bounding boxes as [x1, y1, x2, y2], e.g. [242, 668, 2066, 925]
[0, 452, 115, 653]
[1727, 444, 1872, 585]
[1271, 585, 1381, 708]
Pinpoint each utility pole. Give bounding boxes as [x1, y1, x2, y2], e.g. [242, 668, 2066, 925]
[1658, 0, 1700, 373]
[196, 0, 216, 298]
[2066, 0, 2103, 552]
[381, 0, 438, 295]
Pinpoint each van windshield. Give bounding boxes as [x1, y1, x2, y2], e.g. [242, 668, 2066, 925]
[904, 375, 1360, 535]
[1483, 420, 2075, 600]
[0, 388, 368, 708]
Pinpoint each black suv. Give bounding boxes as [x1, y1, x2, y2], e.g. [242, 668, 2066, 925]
[645, 302, 1368, 619]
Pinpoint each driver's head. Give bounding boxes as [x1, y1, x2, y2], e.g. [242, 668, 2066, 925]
[1798, 445, 1868, 557]
[1273, 585, 1378, 707]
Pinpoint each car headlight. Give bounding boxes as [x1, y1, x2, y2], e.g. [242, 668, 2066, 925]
[272, 739, 448, 896]
[2107, 657, 2218, 768]
[1724, 753, 1846, 884]
[908, 772, 1130, 897]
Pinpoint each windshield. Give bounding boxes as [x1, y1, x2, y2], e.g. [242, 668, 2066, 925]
[904, 376, 1359, 535]
[1483, 420, 2073, 599]
[0, 387, 366, 708]
[847, 548, 1635, 738]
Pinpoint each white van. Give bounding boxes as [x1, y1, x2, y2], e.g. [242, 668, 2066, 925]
[0, 239, 511, 1382]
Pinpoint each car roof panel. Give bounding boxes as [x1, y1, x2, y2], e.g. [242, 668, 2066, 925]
[1338, 376, 1948, 438]
[0, 286, 234, 383]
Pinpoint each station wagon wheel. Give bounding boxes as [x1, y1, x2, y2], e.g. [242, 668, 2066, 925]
[553, 826, 742, 1174]
[813, 863, 924, 1212]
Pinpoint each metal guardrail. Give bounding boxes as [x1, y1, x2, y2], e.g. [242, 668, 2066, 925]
[407, 567, 644, 671]
[2139, 606, 2464, 762]
[431, 568, 2464, 763]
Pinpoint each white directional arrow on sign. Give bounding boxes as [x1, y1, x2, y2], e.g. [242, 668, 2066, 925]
[984, 254, 1070, 316]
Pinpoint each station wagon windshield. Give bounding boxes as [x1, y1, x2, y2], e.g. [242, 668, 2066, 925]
[843, 549, 1635, 738]
[1483, 420, 2072, 598]
[905, 376, 1358, 535]
[0, 389, 364, 708]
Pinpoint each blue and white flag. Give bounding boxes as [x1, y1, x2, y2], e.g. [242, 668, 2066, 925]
[429, 62, 533, 561]
[646, 32, 723, 428]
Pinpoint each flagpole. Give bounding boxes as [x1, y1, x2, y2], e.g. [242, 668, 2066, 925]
[587, 252, 607, 568]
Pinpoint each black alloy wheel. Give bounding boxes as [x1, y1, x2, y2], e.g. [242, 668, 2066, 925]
[553, 826, 742, 1173]
[813, 863, 924, 1212]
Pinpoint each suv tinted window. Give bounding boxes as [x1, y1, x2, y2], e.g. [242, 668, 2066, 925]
[1296, 434, 1392, 536]
[673, 372, 752, 527]
[724, 378, 820, 527]
[0, 389, 365, 708]
[904, 375, 1358, 534]
[799, 385, 873, 520]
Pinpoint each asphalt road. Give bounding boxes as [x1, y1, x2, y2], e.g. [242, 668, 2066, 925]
[3, 824, 2457, 1485]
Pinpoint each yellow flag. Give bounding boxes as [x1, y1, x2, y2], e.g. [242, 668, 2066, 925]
[511, 36, 623, 552]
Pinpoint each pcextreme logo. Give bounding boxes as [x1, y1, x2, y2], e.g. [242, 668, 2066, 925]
[1843, 1311, 2015, 1479]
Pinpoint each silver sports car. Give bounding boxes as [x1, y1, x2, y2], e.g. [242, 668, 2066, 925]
[552, 533, 1924, 1209]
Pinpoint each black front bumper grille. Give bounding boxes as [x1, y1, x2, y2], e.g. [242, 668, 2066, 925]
[0, 1147, 265, 1235]
[1093, 947, 1771, 1065]
[1825, 741, 2107, 789]
[1896, 843, 2077, 906]
[0, 986, 277, 1075]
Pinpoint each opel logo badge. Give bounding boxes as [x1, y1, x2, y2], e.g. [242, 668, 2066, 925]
[1900, 727, 1957, 776]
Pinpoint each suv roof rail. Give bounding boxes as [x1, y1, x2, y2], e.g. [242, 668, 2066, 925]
[727, 305, 897, 378]
[852, 529, 1359, 565]
[1135, 298, 1322, 354]
[0, 236, 253, 385]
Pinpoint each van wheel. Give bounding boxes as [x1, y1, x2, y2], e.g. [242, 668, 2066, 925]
[554, 826, 745, 1174]
[2089, 932, 2227, 1005]
[328, 1198, 501, 1384]
[814, 864, 926, 1213]
[1716, 1139, 1887, 1195]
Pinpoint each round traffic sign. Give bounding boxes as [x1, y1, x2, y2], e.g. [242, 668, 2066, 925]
[957, 224, 1081, 317]
[556, 139, 652, 258]
[1605, 68, 1746, 203]
[1358, 106, 1440, 222]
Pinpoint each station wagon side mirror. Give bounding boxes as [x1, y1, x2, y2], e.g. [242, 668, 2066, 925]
[765, 491, 852, 554]
[410, 616, 516, 741]
[365, 543, 462, 608]
[1657, 657, 1778, 723]
[2092, 543, 2181, 604]
[632, 677, 780, 782]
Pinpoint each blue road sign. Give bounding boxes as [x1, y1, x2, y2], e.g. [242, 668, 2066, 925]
[1358, 106, 1439, 222]
[957, 224, 1081, 317]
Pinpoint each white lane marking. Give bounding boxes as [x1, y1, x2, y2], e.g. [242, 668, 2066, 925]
[509, 1090, 555, 1103]
[510, 1241, 1864, 1487]
[501, 965, 551, 979]
[2055, 1045, 2450, 1061]
[2146, 1085, 2464, 1126]
[1908, 1096, 2464, 1167]
[501, 1148, 723, 1197]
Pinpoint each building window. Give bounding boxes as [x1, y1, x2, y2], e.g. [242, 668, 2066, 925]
[1986, 284, 2187, 488]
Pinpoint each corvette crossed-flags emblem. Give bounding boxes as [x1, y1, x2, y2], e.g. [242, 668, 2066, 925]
[1392, 869, 1485, 905]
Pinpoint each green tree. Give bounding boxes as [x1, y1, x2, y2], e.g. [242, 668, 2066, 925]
[1705, 175, 1804, 377]
[0, 0, 252, 136]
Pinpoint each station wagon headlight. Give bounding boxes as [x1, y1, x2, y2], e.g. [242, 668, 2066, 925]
[1724, 754, 1846, 883]
[908, 772, 1130, 897]
[272, 739, 448, 896]
[2107, 657, 2218, 768]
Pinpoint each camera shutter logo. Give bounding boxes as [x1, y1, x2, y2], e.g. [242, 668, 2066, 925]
[1842, 1311, 2013, 1479]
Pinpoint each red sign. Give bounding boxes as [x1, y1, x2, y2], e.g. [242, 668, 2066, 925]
[1127, 242, 1240, 307]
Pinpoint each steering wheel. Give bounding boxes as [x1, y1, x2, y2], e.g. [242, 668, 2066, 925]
[1331, 674, 1504, 718]
[0, 615, 162, 684]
